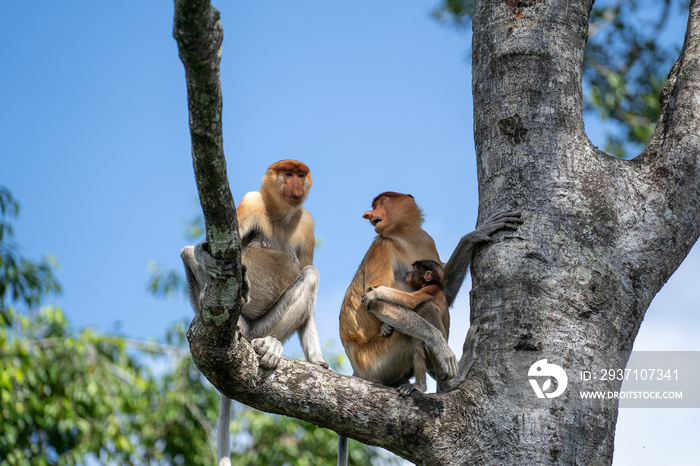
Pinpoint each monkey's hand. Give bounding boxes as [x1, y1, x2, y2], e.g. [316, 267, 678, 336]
[380, 323, 394, 337]
[361, 286, 394, 309]
[466, 211, 522, 243]
[252, 336, 283, 369]
[194, 242, 238, 278]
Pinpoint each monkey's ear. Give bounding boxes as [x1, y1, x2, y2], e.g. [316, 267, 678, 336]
[424, 270, 433, 283]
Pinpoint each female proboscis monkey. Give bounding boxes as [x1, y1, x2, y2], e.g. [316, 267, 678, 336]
[181, 159, 327, 466]
[337, 192, 521, 465]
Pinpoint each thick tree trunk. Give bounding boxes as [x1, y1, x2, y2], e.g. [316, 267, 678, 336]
[468, 0, 700, 464]
[175, 0, 700, 464]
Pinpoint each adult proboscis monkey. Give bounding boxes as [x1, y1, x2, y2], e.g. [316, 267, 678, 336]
[337, 192, 521, 464]
[181, 160, 327, 466]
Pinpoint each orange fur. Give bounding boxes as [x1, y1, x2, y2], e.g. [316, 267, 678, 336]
[370, 285, 444, 320]
[339, 193, 443, 384]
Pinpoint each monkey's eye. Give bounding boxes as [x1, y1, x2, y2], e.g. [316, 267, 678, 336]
[379, 199, 385, 206]
[285, 172, 293, 177]
[298, 173, 305, 178]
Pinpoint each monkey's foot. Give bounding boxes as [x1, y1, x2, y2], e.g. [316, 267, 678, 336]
[252, 336, 283, 369]
[462, 325, 480, 356]
[310, 358, 330, 369]
[439, 325, 481, 392]
[397, 382, 426, 397]
[431, 341, 458, 381]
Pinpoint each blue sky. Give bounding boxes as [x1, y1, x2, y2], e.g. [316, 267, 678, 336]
[1, 1, 697, 464]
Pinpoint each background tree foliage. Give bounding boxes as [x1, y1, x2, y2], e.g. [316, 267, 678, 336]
[432, 0, 689, 158]
[0, 186, 218, 465]
[1, 308, 215, 465]
[0, 188, 61, 310]
[0, 187, 381, 465]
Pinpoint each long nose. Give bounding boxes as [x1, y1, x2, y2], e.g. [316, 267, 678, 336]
[291, 178, 305, 198]
[362, 210, 373, 219]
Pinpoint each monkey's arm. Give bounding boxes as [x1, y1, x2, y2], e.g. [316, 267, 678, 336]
[181, 245, 207, 312]
[365, 299, 458, 381]
[362, 286, 435, 310]
[443, 211, 522, 307]
[236, 192, 273, 241]
[296, 209, 316, 268]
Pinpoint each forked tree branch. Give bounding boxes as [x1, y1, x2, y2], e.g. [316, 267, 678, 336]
[189, 337, 466, 463]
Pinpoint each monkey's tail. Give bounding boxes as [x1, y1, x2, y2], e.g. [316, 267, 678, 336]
[337, 435, 348, 466]
[218, 394, 232, 466]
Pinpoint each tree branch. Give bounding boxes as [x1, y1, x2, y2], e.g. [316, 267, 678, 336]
[188, 333, 465, 463]
[645, 0, 700, 156]
[613, 0, 700, 305]
[173, 0, 242, 348]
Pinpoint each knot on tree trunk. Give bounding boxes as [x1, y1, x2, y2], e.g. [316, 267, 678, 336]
[499, 114, 528, 145]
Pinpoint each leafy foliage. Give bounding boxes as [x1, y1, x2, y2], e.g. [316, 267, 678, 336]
[146, 260, 187, 299]
[431, 0, 689, 158]
[0, 307, 218, 465]
[584, 0, 685, 157]
[1, 187, 384, 465]
[0, 306, 383, 465]
[431, 0, 474, 26]
[0, 187, 61, 309]
[230, 407, 387, 465]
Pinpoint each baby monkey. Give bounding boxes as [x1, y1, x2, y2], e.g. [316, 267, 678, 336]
[364, 260, 449, 395]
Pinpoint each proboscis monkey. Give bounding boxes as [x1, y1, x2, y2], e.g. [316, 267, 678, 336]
[337, 192, 521, 465]
[181, 159, 327, 466]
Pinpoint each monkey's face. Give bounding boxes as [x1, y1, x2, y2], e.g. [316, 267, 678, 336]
[363, 193, 419, 237]
[281, 170, 310, 206]
[406, 263, 436, 289]
[405, 268, 427, 289]
[266, 160, 312, 207]
[362, 196, 393, 235]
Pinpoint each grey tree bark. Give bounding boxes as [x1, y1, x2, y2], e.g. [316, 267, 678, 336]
[174, 0, 700, 464]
